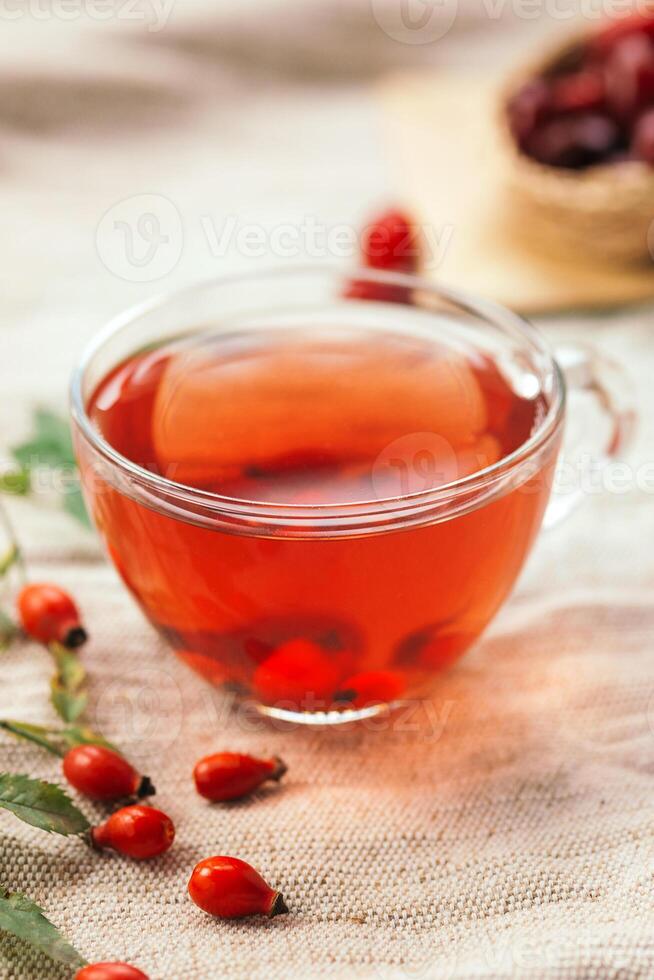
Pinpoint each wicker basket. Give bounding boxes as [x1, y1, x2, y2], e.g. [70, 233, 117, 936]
[498, 34, 654, 264]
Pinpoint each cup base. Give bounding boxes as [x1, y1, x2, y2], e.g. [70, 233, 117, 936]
[253, 700, 404, 727]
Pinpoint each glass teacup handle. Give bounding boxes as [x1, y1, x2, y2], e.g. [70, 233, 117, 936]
[544, 343, 637, 529]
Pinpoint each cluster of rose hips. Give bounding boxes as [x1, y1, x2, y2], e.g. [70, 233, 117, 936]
[15, 584, 290, 980]
[66, 746, 289, 979]
[507, 11, 654, 168]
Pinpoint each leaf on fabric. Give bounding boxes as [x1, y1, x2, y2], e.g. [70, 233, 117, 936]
[0, 773, 89, 835]
[0, 889, 85, 967]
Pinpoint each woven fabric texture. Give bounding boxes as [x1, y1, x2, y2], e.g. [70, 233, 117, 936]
[1, 6, 653, 979]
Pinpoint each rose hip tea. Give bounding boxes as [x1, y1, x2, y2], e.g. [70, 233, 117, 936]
[79, 318, 558, 720]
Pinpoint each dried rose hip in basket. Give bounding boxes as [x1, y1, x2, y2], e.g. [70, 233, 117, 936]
[507, 11, 654, 170]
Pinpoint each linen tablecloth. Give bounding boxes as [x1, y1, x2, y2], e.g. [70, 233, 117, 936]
[1, 5, 653, 978]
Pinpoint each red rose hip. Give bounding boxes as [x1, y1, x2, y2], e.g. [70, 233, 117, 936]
[63, 745, 155, 801]
[75, 965, 149, 980]
[17, 583, 87, 648]
[91, 805, 174, 860]
[193, 752, 287, 802]
[361, 208, 418, 273]
[188, 855, 288, 919]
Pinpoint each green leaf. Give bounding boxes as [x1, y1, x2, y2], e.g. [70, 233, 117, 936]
[0, 470, 30, 496]
[11, 409, 75, 471]
[49, 644, 87, 724]
[0, 722, 64, 758]
[0, 720, 117, 757]
[0, 610, 16, 651]
[0, 889, 85, 967]
[62, 487, 91, 529]
[50, 684, 87, 724]
[0, 545, 19, 577]
[0, 773, 89, 835]
[59, 726, 119, 754]
[10, 408, 90, 529]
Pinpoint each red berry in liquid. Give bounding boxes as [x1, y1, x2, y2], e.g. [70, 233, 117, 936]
[253, 638, 341, 708]
[75, 965, 149, 980]
[361, 208, 418, 273]
[63, 745, 154, 801]
[632, 107, 654, 161]
[91, 805, 174, 860]
[188, 855, 288, 919]
[335, 670, 406, 709]
[194, 752, 287, 802]
[17, 583, 87, 648]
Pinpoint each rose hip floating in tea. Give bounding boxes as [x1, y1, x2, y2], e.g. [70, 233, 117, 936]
[151, 331, 488, 494]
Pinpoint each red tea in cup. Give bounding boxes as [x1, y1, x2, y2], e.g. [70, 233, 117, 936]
[80, 320, 558, 719]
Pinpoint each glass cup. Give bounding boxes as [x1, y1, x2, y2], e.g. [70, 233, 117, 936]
[70, 268, 633, 725]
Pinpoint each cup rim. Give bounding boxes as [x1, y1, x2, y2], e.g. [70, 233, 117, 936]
[70, 265, 566, 526]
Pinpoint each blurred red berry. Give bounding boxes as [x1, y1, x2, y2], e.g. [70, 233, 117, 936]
[550, 70, 605, 113]
[361, 208, 418, 273]
[17, 583, 87, 648]
[605, 34, 654, 121]
[632, 107, 654, 161]
[507, 79, 552, 143]
[591, 11, 654, 57]
[188, 855, 288, 919]
[525, 114, 619, 168]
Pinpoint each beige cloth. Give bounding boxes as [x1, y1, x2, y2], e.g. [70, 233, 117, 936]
[1, 6, 654, 980]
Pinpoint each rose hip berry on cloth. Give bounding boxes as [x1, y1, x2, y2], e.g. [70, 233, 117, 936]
[63, 745, 155, 801]
[75, 965, 149, 980]
[91, 805, 174, 860]
[188, 856, 288, 919]
[193, 752, 287, 802]
[17, 583, 87, 648]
